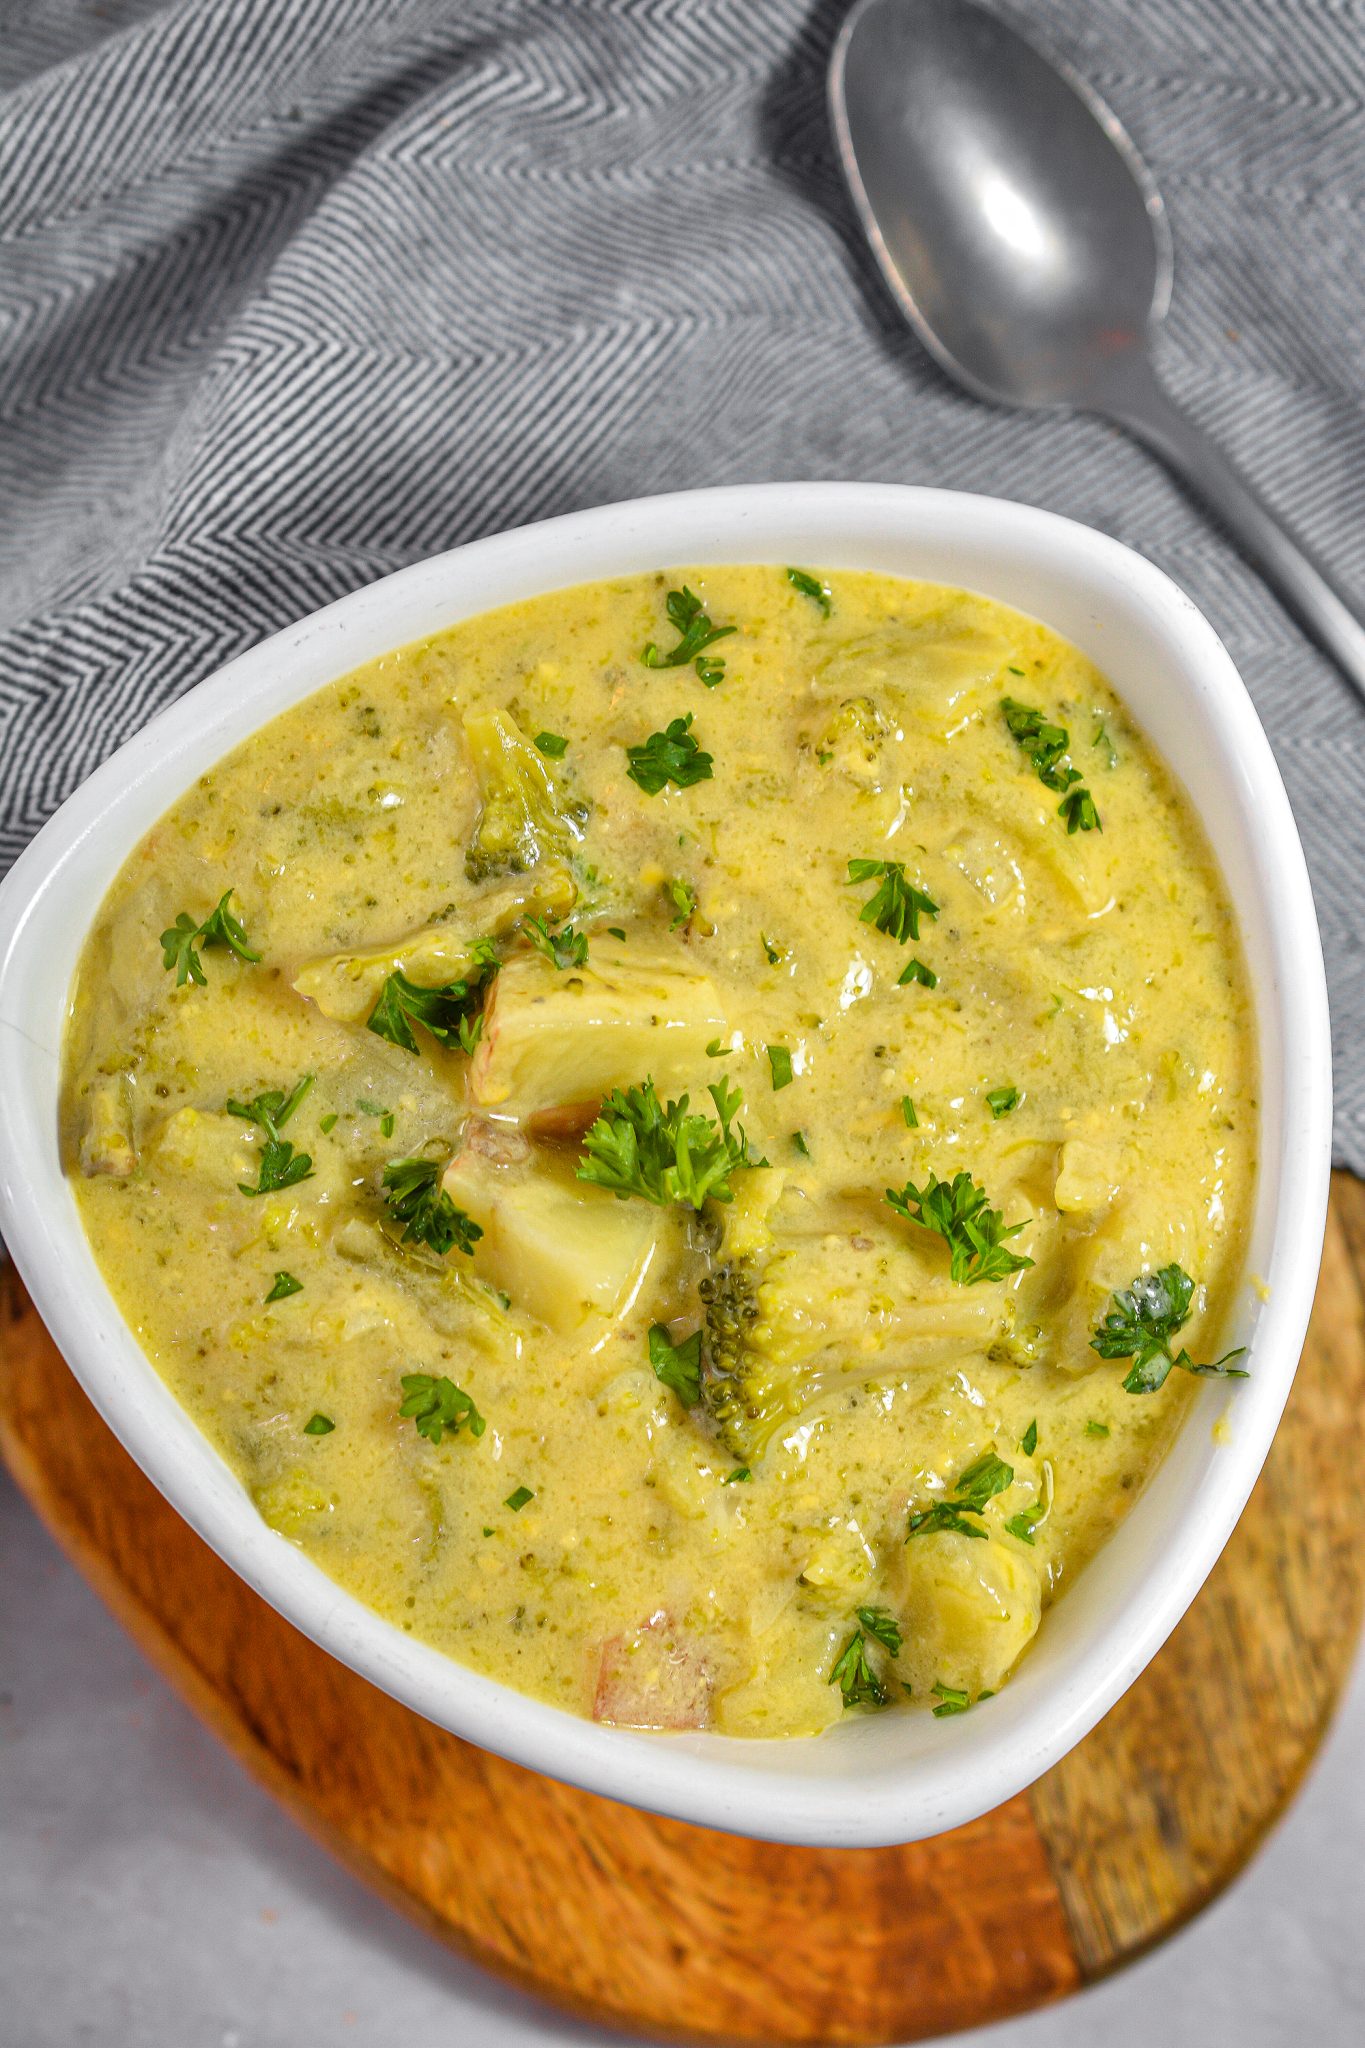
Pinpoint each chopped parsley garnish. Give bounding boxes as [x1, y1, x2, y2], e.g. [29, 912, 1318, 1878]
[521, 913, 588, 970]
[1000, 697, 1101, 833]
[504, 1485, 535, 1512]
[898, 958, 937, 989]
[931, 1682, 973, 1716]
[786, 566, 832, 617]
[302, 1413, 334, 1436]
[228, 1075, 315, 1197]
[857, 1605, 902, 1656]
[319, 1112, 339, 1133]
[606, 925, 628, 942]
[625, 713, 714, 794]
[399, 1372, 485, 1446]
[265, 1271, 303, 1303]
[1005, 1503, 1046, 1544]
[533, 731, 568, 758]
[666, 877, 697, 929]
[647, 1323, 703, 1406]
[908, 1450, 1014, 1540]
[986, 1085, 1019, 1118]
[1084, 1420, 1110, 1439]
[1090, 1263, 1248, 1394]
[578, 1075, 766, 1209]
[761, 933, 784, 965]
[381, 1156, 482, 1257]
[1093, 722, 1118, 767]
[642, 586, 736, 686]
[1058, 787, 1101, 834]
[830, 1629, 889, 1711]
[160, 889, 261, 987]
[792, 1129, 811, 1157]
[847, 859, 939, 944]
[357, 1098, 395, 1138]
[228, 1074, 314, 1132]
[367, 940, 497, 1058]
[767, 1044, 794, 1090]
[900, 1095, 918, 1128]
[705, 1036, 734, 1058]
[1020, 1419, 1038, 1457]
[886, 1171, 1033, 1285]
[722, 1465, 752, 1484]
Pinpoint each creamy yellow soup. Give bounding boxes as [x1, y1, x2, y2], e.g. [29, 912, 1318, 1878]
[63, 567, 1255, 1736]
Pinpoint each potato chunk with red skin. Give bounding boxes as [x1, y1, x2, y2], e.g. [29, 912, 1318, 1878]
[593, 1613, 713, 1730]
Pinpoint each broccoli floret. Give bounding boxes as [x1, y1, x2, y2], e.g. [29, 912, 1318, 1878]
[698, 1248, 836, 1460]
[698, 1217, 1019, 1462]
[816, 696, 888, 787]
[463, 709, 588, 883]
[699, 1259, 784, 1459]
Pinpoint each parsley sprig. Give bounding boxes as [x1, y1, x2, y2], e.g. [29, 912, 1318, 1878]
[367, 939, 498, 1057]
[521, 914, 588, 970]
[399, 1371, 486, 1445]
[382, 1156, 482, 1257]
[160, 889, 260, 987]
[1004, 1502, 1047, 1545]
[886, 1171, 1033, 1285]
[786, 566, 832, 617]
[625, 713, 714, 794]
[931, 1682, 978, 1716]
[847, 858, 939, 944]
[1090, 1264, 1247, 1394]
[829, 1605, 903, 1711]
[228, 1074, 315, 1197]
[578, 1075, 766, 1209]
[907, 1451, 1014, 1540]
[848, 859, 940, 986]
[647, 1323, 702, 1406]
[1001, 697, 1102, 834]
[642, 586, 736, 686]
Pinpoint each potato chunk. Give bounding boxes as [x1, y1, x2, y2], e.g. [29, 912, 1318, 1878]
[293, 872, 576, 1025]
[147, 1107, 255, 1182]
[470, 938, 726, 1116]
[593, 1613, 712, 1730]
[443, 1123, 669, 1332]
[1055, 1138, 1132, 1215]
[898, 1530, 1042, 1697]
[78, 1074, 137, 1178]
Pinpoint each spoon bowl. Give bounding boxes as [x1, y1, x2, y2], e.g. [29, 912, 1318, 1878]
[832, 0, 1169, 409]
[830, 0, 1365, 699]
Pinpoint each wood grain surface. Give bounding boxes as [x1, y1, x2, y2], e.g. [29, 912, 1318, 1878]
[4, 1173, 1363, 2045]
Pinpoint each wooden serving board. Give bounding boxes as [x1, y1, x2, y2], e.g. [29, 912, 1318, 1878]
[4, 1174, 1364, 2044]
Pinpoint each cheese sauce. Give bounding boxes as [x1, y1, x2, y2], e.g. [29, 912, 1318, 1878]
[62, 568, 1255, 1736]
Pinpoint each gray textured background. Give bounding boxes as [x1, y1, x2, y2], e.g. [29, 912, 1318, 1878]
[3, 1, 1364, 2038]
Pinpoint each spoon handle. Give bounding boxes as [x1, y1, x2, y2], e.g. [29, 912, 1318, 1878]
[1101, 358, 1365, 706]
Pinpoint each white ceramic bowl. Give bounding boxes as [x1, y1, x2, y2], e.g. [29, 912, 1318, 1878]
[0, 483, 1331, 1847]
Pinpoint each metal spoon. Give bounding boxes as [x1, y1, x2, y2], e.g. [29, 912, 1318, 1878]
[829, 0, 1365, 702]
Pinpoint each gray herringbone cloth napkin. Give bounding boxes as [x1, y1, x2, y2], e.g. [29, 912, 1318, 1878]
[2, 0, 1363, 1163]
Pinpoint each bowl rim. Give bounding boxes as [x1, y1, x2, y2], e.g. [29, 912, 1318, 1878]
[0, 481, 1332, 1847]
